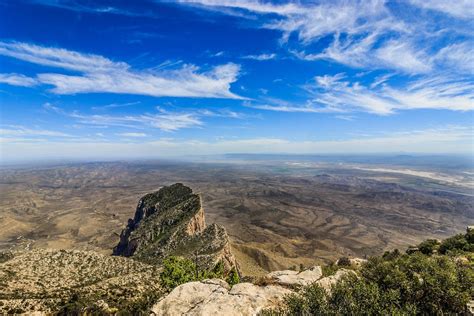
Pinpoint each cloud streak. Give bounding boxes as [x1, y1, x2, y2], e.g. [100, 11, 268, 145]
[242, 53, 276, 61]
[0, 73, 38, 87]
[176, 0, 473, 74]
[249, 74, 474, 115]
[0, 41, 243, 99]
[44, 104, 248, 132]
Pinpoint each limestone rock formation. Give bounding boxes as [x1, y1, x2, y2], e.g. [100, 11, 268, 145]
[315, 269, 355, 292]
[151, 279, 291, 315]
[113, 183, 237, 272]
[151, 266, 354, 315]
[266, 266, 323, 286]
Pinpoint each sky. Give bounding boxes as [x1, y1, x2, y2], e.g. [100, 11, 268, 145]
[0, 0, 473, 162]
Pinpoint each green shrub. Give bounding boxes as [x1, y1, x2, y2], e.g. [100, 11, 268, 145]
[262, 232, 473, 316]
[439, 233, 473, 254]
[159, 256, 237, 290]
[226, 268, 240, 286]
[159, 256, 198, 290]
[418, 239, 440, 255]
[337, 256, 351, 267]
[321, 262, 339, 277]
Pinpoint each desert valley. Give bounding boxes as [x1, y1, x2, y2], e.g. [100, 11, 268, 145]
[1, 156, 472, 276]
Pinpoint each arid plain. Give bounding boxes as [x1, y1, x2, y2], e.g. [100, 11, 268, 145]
[0, 158, 472, 276]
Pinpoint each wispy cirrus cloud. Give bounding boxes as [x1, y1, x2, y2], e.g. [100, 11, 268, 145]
[175, 1, 473, 75]
[0, 41, 243, 99]
[408, 0, 474, 19]
[69, 111, 204, 132]
[118, 132, 148, 137]
[27, 0, 156, 17]
[91, 101, 141, 111]
[44, 103, 248, 132]
[249, 74, 474, 115]
[242, 53, 276, 61]
[307, 74, 474, 115]
[0, 73, 39, 87]
[0, 125, 73, 137]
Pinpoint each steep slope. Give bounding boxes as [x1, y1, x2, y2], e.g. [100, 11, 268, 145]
[113, 183, 237, 272]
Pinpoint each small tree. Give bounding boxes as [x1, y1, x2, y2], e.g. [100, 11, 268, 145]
[226, 268, 240, 286]
[439, 234, 469, 254]
[418, 239, 440, 255]
[159, 256, 196, 290]
[337, 256, 351, 267]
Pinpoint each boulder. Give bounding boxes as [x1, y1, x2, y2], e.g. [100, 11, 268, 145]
[151, 279, 291, 316]
[316, 269, 355, 292]
[266, 266, 323, 286]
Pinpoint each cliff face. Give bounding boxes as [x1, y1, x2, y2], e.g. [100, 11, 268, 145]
[113, 183, 237, 272]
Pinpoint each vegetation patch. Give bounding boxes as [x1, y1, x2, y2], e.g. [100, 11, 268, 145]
[262, 229, 474, 315]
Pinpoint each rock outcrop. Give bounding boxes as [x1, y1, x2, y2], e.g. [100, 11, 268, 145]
[113, 183, 237, 272]
[266, 266, 323, 286]
[151, 279, 291, 316]
[151, 266, 354, 315]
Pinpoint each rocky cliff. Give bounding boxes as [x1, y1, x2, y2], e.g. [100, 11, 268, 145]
[113, 183, 237, 272]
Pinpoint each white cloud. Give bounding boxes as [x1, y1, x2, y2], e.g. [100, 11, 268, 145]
[179, 0, 393, 42]
[92, 101, 141, 110]
[118, 132, 148, 137]
[69, 112, 203, 132]
[0, 41, 243, 99]
[0, 41, 126, 73]
[307, 74, 474, 115]
[242, 53, 276, 61]
[373, 40, 432, 74]
[44, 105, 247, 132]
[176, 1, 472, 75]
[0, 73, 38, 87]
[27, 0, 155, 17]
[434, 42, 474, 74]
[295, 36, 432, 74]
[250, 74, 474, 115]
[409, 0, 474, 19]
[246, 103, 326, 113]
[0, 126, 73, 137]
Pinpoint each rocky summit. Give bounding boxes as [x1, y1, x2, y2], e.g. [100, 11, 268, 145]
[113, 183, 237, 272]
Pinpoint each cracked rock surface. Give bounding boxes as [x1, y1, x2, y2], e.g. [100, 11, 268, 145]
[151, 267, 354, 315]
[151, 279, 291, 316]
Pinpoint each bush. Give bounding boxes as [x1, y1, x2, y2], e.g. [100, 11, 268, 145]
[159, 256, 237, 291]
[418, 239, 440, 255]
[262, 232, 473, 316]
[361, 253, 471, 314]
[439, 233, 473, 254]
[226, 268, 240, 286]
[159, 256, 198, 290]
[321, 262, 339, 277]
[337, 256, 351, 267]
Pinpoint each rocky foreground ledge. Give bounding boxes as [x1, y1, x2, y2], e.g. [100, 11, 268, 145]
[152, 266, 353, 315]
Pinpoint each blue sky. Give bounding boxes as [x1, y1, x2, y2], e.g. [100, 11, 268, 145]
[0, 0, 473, 162]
